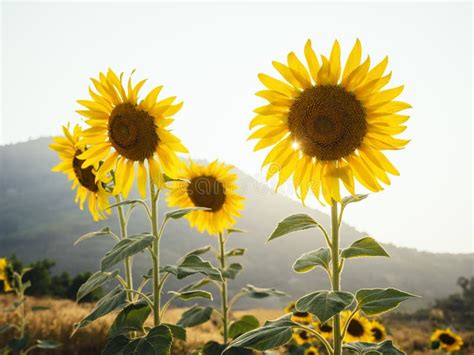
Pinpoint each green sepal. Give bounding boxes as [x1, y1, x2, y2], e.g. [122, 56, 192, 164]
[295, 290, 354, 323]
[292, 248, 331, 273]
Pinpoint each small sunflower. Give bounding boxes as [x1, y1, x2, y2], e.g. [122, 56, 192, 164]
[50, 125, 110, 221]
[341, 311, 373, 343]
[312, 320, 333, 340]
[0, 258, 12, 292]
[285, 301, 313, 324]
[77, 69, 188, 198]
[431, 328, 463, 352]
[304, 346, 319, 355]
[167, 160, 244, 236]
[370, 319, 386, 342]
[249, 39, 410, 205]
[292, 329, 314, 345]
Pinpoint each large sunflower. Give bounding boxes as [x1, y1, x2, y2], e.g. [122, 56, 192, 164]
[341, 311, 373, 343]
[431, 328, 463, 352]
[167, 160, 244, 235]
[249, 39, 410, 205]
[50, 125, 110, 221]
[77, 69, 187, 198]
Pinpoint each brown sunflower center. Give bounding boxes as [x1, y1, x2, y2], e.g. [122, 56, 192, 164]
[439, 333, 456, 345]
[293, 311, 309, 318]
[73, 151, 98, 192]
[371, 327, 383, 341]
[307, 352, 316, 355]
[320, 323, 333, 333]
[347, 319, 365, 337]
[299, 331, 310, 340]
[187, 176, 226, 212]
[108, 103, 159, 161]
[288, 85, 367, 160]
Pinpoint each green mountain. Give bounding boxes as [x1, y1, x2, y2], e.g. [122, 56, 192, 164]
[1, 138, 471, 309]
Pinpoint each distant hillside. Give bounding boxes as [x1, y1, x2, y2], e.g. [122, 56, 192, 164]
[1, 138, 472, 309]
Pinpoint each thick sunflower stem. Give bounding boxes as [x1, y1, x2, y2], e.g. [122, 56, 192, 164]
[218, 232, 229, 345]
[331, 200, 342, 355]
[115, 196, 133, 302]
[150, 177, 161, 326]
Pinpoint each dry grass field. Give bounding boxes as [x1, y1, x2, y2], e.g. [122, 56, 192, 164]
[1, 295, 472, 354]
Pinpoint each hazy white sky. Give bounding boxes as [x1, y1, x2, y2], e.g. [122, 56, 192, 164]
[1, 1, 472, 253]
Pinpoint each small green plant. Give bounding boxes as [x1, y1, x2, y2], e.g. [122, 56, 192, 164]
[0, 258, 61, 354]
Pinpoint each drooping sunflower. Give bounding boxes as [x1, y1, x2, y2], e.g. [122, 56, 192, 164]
[304, 346, 319, 355]
[369, 319, 386, 342]
[77, 69, 188, 198]
[431, 328, 463, 352]
[312, 320, 333, 340]
[285, 301, 313, 324]
[50, 125, 110, 221]
[167, 160, 245, 236]
[0, 258, 12, 292]
[292, 329, 314, 346]
[341, 311, 373, 343]
[249, 39, 410, 205]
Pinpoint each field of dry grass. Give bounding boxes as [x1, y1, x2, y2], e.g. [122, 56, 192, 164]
[1, 295, 472, 354]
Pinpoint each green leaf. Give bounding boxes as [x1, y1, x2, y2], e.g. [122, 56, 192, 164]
[295, 290, 354, 323]
[292, 248, 331, 273]
[226, 248, 246, 257]
[342, 194, 368, 206]
[76, 270, 119, 301]
[341, 237, 389, 259]
[73, 286, 127, 333]
[8, 336, 30, 353]
[268, 214, 322, 241]
[103, 335, 129, 355]
[241, 284, 288, 299]
[226, 315, 297, 351]
[122, 325, 172, 355]
[161, 255, 223, 282]
[74, 227, 117, 246]
[203, 341, 253, 355]
[343, 340, 405, 354]
[31, 306, 50, 312]
[0, 324, 13, 334]
[177, 305, 213, 328]
[169, 290, 213, 301]
[184, 245, 212, 258]
[107, 199, 145, 210]
[165, 207, 210, 220]
[228, 315, 260, 339]
[109, 302, 151, 337]
[179, 279, 211, 292]
[356, 288, 417, 316]
[222, 263, 243, 280]
[101, 234, 154, 271]
[36, 340, 61, 349]
[163, 323, 186, 341]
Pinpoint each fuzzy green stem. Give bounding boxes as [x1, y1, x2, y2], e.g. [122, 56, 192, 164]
[331, 200, 342, 355]
[218, 232, 229, 345]
[115, 196, 134, 302]
[150, 176, 161, 326]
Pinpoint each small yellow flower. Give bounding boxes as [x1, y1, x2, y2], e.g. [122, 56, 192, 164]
[76, 69, 188, 197]
[292, 329, 314, 345]
[312, 320, 333, 340]
[0, 258, 12, 292]
[50, 125, 110, 221]
[167, 160, 244, 236]
[431, 328, 463, 352]
[369, 319, 386, 342]
[341, 311, 373, 343]
[304, 346, 319, 355]
[284, 301, 313, 324]
[249, 39, 410, 205]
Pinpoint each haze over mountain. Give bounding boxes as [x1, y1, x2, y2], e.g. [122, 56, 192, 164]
[1, 138, 472, 309]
